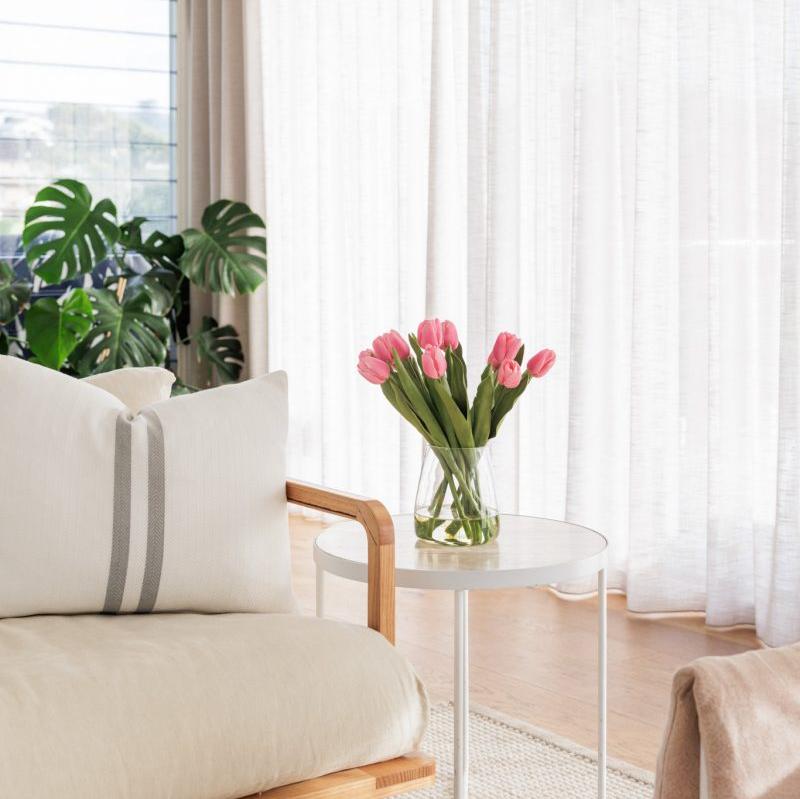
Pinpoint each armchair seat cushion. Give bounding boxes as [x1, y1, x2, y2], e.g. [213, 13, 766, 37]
[0, 613, 429, 799]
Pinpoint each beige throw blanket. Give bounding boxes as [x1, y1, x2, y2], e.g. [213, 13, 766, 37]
[655, 643, 800, 799]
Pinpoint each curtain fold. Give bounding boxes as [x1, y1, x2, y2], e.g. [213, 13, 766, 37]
[177, 0, 268, 381]
[771, 1, 800, 646]
[258, 0, 799, 646]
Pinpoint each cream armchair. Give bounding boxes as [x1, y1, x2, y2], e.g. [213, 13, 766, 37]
[0, 480, 434, 799]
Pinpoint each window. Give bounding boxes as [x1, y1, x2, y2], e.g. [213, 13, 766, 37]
[0, 0, 177, 262]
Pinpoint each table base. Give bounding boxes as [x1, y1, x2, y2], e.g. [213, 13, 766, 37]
[315, 564, 607, 799]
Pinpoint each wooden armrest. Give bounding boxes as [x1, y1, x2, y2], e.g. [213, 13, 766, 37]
[286, 480, 396, 644]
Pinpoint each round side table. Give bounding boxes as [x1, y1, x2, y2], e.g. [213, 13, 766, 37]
[314, 514, 609, 799]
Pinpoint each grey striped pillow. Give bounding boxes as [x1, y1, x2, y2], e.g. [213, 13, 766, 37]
[0, 356, 294, 617]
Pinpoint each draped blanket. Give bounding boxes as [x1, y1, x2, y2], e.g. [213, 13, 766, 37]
[655, 644, 800, 799]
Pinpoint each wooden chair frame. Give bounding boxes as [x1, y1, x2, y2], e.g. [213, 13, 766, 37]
[244, 480, 435, 799]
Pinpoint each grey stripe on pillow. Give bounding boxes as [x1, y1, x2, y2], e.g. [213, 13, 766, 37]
[103, 415, 133, 613]
[137, 411, 165, 612]
[104, 411, 166, 614]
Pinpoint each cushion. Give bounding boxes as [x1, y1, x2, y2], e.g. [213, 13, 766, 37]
[83, 365, 176, 412]
[0, 355, 294, 616]
[0, 613, 429, 799]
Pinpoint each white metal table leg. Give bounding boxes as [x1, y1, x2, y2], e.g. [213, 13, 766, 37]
[316, 563, 325, 618]
[598, 568, 607, 799]
[454, 589, 469, 799]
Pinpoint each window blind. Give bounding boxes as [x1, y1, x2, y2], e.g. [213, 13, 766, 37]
[0, 0, 177, 258]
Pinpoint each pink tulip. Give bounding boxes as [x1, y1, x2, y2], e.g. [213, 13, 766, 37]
[372, 329, 410, 363]
[527, 348, 556, 378]
[421, 346, 447, 379]
[442, 320, 459, 350]
[488, 332, 522, 369]
[417, 318, 443, 349]
[496, 358, 522, 389]
[357, 349, 391, 384]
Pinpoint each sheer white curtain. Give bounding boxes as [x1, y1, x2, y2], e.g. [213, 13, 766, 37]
[261, 0, 800, 647]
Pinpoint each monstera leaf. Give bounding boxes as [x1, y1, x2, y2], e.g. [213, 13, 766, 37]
[195, 315, 244, 384]
[0, 260, 31, 324]
[106, 269, 177, 317]
[119, 217, 184, 272]
[180, 200, 266, 294]
[170, 377, 198, 396]
[107, 257, 181, 318]
[75, 288, 170, 375]
[25, 289, 94, 370]
[22, 179, 119, 284]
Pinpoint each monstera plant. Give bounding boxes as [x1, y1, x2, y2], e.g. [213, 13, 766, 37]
[0, 179, 266, 390]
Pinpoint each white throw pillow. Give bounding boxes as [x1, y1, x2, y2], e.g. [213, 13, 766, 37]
[0, 356, 294, 617]
[83, 366, 175, 413]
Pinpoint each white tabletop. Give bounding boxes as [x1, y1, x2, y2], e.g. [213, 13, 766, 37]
[314, 514, 608, 591]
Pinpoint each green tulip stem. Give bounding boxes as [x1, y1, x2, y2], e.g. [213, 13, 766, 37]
[424, 446, 495, 545]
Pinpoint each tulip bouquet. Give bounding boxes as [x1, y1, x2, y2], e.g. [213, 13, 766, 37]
[358, 319, 555, 546]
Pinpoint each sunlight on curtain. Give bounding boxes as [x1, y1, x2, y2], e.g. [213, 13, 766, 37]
[263, 1, 432, 514]
[262, 0, 800, 646]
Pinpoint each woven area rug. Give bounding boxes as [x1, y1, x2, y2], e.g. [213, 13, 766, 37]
[409, 703, 655, 799]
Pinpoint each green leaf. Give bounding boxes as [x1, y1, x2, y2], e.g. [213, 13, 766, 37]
[470, 371, 495, 446]
[0, 328, 8, 355]
[75, 288, 170, 375]
[171, 378, 199, 396]
[408, 333, 469, 445]
[180, 200, 267, 294]
[195, 316, 244, 384]
[381, 378, 430, 440]
[404, 335, 434, 398]
[107, 220, 185, 316]
[108, 263, 180, 318]
[490, 373, 531, 438]
[126, 270, 179, 317]
[428, 377, 475, 449]
[425, 376, 459, 449]
[22, 179, 119, 284]
[25, 289, 93, 370]
[446, 344, 469, 416]
[514, 344, 525, 366]
[119, 218, 184, 273]
[392, 352, 448, 446]
[0, 261, 32, 324]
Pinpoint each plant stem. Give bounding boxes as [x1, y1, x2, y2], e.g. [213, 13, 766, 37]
[422, 447, 497, 545]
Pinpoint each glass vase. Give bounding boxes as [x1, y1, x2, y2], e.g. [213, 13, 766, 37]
[414, 445, 500, 546]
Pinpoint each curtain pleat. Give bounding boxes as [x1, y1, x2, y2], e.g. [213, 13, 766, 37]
[771, 0, 800, 646]
[177, 0, 268, 381]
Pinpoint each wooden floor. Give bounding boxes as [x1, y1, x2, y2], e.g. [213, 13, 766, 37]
[290, 516, 759, 773]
